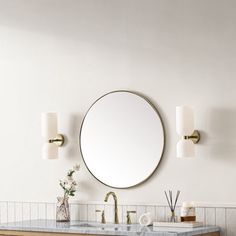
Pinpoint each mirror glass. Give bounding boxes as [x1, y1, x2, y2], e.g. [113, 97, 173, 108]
[80, 91, 165, 188]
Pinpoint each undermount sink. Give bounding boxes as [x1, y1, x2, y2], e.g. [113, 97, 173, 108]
[70, 222, 139, 232]
[71, 223, 98, 228]
[70, 222, 120, 230]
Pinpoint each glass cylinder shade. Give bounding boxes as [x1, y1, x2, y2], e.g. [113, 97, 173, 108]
[42, 143, 58, 159]
[177, 139, 195, 158]
[176, 106, 194, 136]
[41, 112, 58, 139]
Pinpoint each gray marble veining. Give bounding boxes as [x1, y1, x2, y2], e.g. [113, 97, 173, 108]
[0, 220, 220, 236]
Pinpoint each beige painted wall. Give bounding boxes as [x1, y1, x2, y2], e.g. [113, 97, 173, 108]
[0, 0, 236, 205]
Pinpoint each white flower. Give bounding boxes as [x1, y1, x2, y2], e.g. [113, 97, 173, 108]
[67, 180, 75, 188]
[73, 163, 80, 171]
[59, 164, 80, 198]
[71, 185, 77, 191]
[67, 175, 73, 181]
[71, 180, 78, 186]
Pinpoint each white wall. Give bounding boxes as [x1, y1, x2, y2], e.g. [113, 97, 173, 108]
[0, 0, 236, 205]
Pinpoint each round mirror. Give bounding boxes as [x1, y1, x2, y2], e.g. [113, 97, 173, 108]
[80, 91, 165, 188]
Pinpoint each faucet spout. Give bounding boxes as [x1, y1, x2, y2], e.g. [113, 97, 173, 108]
[104, 191, 119, 224]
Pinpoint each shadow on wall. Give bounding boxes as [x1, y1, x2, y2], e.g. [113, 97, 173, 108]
[201, 107, 236, 161]
[60, 113, 83, 160]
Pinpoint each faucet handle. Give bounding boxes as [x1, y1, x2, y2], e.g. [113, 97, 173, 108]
[126, 210, 136, 224]
[95, 209, 106, 224]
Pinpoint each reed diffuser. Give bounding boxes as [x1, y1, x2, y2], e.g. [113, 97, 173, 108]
[164, 190, 180, 222]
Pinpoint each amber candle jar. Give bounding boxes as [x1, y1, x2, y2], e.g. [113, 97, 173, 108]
[180, 202, 196, 222]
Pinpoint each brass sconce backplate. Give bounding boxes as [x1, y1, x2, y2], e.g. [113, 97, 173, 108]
[184, 130, 200, 144]
[49, 134, 65, 146]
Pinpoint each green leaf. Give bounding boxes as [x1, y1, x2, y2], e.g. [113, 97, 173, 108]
[68, 170, 75, 177]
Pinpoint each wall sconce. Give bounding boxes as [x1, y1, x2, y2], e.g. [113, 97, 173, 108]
[176, 106, 200, 158]
[41, 112, 65, 159]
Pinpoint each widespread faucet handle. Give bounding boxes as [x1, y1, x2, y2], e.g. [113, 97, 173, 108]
[95, 209, 106, 224]
[126, 210, 136, 224]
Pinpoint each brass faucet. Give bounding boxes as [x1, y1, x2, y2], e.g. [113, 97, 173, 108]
[104, 191, 119, 224]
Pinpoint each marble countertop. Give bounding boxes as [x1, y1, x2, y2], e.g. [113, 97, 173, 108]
[0, 220, 220, 236]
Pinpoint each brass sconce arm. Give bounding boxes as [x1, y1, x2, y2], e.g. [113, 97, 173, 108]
[48, 134, 65, 146]
[183, 130, 200, 144]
